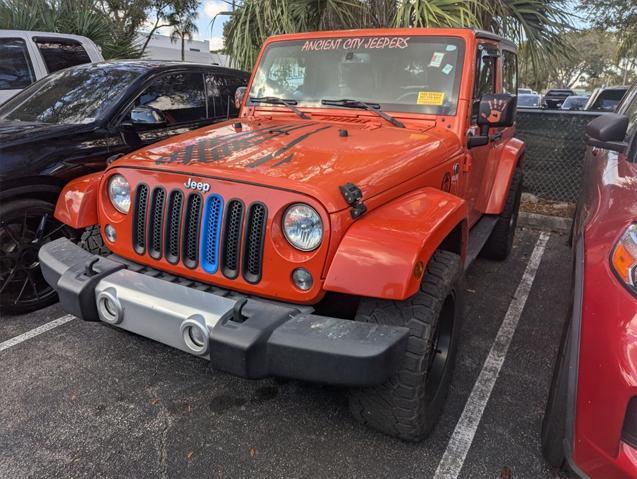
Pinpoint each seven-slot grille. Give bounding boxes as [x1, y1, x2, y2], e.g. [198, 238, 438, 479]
[132, 184, 267, 283]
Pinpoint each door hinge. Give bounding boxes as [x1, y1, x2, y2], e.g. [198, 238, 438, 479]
[463, 154, 472, 172]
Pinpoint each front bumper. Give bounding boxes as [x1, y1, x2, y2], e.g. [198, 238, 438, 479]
[39, 238, 409, 386]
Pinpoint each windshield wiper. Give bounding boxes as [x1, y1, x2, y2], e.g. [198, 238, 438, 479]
[249, 96, 310, 120]
[320, 99, 405, 128]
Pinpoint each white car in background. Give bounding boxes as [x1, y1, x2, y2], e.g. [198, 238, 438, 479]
[0, 30, 103, 104]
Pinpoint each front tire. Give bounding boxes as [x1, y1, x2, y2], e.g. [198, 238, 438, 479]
[0, 199, 73, 314]
[348, 250, 464, 441]
[482, 168, 523, 260]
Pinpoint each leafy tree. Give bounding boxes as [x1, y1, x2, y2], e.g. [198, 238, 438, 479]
[0, 0, 142, 58]
[519, 28, 636, 91]
[169, 8, 198, 61]
[139, 0, 199, 55]
[222, 0, 571, 71]
[579, 0, 637, 84]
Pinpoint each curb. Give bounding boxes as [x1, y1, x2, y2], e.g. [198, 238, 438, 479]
[518, 212, 572, 234]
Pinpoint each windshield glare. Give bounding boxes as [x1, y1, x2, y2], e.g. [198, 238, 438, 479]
[249, 36, 465, 116]
[0, 64, 142, 124]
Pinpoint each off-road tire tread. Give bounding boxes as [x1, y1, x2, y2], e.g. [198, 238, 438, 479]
[79, 225, 110, 256]
[348, 250, 462, 442]
[482, 168, 523, 260]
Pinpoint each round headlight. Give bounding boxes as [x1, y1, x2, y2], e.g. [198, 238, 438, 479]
[108, 174, 130, 214]
[283, 204, 323, 251]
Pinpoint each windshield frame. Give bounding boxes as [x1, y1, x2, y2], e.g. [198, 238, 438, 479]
[247, 35, 466, 117]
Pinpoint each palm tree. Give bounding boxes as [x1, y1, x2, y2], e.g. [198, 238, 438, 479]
[223, 0, 571, 71]
[170, 9, 199, 61]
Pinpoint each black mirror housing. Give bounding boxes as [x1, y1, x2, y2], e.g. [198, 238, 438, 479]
[477, 93, 516, 129]
[586, 113, 629, 153]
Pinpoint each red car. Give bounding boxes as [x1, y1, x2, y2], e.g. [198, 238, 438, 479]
[542, 82, 637, 477]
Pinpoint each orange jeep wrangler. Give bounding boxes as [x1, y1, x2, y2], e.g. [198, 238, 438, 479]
[39, 28, 524, 441]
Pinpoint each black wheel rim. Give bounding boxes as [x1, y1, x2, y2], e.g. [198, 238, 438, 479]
[0, 206, 68, 311]
[425, 293, 455, 402]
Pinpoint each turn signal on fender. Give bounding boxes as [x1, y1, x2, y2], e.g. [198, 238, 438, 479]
[611, 223, 637, 294]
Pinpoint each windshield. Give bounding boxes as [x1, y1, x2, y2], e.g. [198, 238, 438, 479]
[0, 64, 144, 124]
[248, 36, 465, 115]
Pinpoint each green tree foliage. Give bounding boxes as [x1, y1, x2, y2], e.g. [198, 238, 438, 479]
[223, 0, 571, 71]
[519, 29, 636, 91]
[580, 0, 636, 59]
[0, 0, 142, 58]
[0, 0, 200, 60]
[579, 0, 636, 84]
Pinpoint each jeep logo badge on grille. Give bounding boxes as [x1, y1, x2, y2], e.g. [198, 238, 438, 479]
[184, 178, 211, 193]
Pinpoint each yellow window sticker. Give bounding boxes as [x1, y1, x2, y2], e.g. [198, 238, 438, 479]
[417, 91, 445, 106]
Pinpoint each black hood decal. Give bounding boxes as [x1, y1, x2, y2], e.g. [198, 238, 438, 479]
[247, 125, 332, 168]
[155, 123, 317, 166]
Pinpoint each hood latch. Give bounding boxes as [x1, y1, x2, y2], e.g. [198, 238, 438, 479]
[339, 182, 367, 219]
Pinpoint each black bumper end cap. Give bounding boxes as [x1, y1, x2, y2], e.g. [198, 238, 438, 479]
[211, 303, 409, 386]
[39, 238, 124, 321]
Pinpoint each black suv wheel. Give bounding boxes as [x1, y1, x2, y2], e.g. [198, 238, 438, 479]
[0, 199, 73, 314]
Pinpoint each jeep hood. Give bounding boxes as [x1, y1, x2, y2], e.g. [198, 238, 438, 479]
[114, 118, 462, 212]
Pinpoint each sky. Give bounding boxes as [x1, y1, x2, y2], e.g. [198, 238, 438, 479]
[149, 0, 231, 51]
[195, 0, 232, 50]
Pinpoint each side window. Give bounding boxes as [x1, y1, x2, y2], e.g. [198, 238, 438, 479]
[474, 45, 497, 98]
[0, 38, 35, 90]
[205, 74, 249, 119]
[472, 45, 497, 121]
[502, 51, 518, 95]
[134, 72, 206, 125]
[225, 75, 248, 115]
[205, 74, 230, 120]
[33, 37, 91, 73]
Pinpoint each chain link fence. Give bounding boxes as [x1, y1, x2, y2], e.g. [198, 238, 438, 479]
[515, 110, 603, 203]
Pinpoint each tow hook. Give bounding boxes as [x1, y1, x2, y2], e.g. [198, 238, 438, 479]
[232, 298, 248, 323]
[339, 182, 367, 219]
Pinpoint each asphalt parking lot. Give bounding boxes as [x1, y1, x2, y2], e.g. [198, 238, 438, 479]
[0, 226, 570, 479]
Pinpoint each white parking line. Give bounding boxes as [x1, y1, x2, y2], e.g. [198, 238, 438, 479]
[434, 232, 550, 479]
[0, 314, 75, 353]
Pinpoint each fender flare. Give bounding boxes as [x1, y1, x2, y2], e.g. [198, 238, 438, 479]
[485, 137, 525, 215]
[323, 187, 467, 301]
[54, 172, 103, 229]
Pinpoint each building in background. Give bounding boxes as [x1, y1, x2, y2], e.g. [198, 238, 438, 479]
[139, 33, 232, 67]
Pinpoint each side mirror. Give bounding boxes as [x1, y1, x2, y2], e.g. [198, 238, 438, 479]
[468, 93, 516, 149]
[477, 93, 516, 130]
[130, 106, 166, 125]
[234, 86, 247, 110]
[586, 113, 629, 153]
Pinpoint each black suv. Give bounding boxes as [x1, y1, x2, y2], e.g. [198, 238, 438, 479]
[0, 60, 249, 313]
[542, 89, 575, 109]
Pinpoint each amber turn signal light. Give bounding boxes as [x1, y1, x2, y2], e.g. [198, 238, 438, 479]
[611, 223, 637, 294]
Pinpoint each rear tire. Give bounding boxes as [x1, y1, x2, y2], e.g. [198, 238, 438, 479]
[482, 168, 523, 260]
[348, 250, 463, 441]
